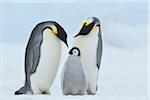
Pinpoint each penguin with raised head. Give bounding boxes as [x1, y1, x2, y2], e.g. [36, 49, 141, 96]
[61, 47, 86, 95]
[15, 21, 68, 95]
[73, 17, 102, 95]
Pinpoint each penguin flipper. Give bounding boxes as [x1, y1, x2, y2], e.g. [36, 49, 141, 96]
[25, 22, 43, 75]
[97, 31, 102, 70]
[30, 44, 41, 74]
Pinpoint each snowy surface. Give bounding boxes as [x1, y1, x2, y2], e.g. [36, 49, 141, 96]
[0, 42, 148, 100]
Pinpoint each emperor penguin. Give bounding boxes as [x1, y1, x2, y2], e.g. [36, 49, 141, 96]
[61, 47, 86, 95]
[15, 21, 68, 95]
[73, 17, 102, 95]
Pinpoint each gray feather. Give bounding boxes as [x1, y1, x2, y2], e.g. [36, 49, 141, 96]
[26, 22, 54, 75]
[62, 55, 86, 95]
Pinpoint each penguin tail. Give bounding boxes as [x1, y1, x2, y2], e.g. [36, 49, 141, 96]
[14, 84, 30, 95]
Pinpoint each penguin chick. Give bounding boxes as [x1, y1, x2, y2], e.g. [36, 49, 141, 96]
[61, 47, 86, 95]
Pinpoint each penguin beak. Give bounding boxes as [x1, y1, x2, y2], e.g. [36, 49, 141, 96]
[74, 21, 94, 38]
[65, 41, 69, 48]
[59, 33, 69, 48]
[55, 24, 69, 48]
[74, 17, 101, 38]
[74, 34, 80, 38]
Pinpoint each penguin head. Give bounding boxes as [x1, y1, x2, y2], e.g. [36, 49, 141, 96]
[69, 47, 80, 56]
[74, 17, 100, 38]
[49, 21, 68, 47]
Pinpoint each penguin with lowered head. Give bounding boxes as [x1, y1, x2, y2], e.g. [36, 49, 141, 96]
[15, 21, 68, 95]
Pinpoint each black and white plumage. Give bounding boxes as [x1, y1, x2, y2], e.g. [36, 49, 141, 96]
[73, 17, 102, 95]
[15, 21, 68, 95]
[61, 47, 86, 95]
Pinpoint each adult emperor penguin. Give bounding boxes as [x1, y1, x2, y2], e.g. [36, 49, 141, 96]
[61, 47, 86, 95]
[73, 17, 102, 95]
[15, 21, 68, 95]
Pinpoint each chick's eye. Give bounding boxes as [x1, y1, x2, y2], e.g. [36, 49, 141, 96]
[73, 50, 76, 53]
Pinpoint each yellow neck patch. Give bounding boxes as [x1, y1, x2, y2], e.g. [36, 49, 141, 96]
[51, 25, 58, 35]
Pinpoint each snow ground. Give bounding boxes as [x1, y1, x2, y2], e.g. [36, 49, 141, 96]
[0, 43, 148, 100]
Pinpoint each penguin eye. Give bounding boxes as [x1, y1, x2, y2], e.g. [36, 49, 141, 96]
[73, 50, 76, 53]
[73, 49, 78, 56]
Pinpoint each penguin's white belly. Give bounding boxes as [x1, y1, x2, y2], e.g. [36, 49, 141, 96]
[30, 29, 61, 92]
[73, 32, 98, 83]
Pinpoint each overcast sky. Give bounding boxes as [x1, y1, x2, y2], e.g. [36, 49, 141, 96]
[0, 1, 148, 48]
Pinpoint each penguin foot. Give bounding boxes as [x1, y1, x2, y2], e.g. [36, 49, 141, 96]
[41, 91, 47, 94]
[87, 89, 96, 95]
[41, 90, 50, 95]
[41, 91, 49, 95]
